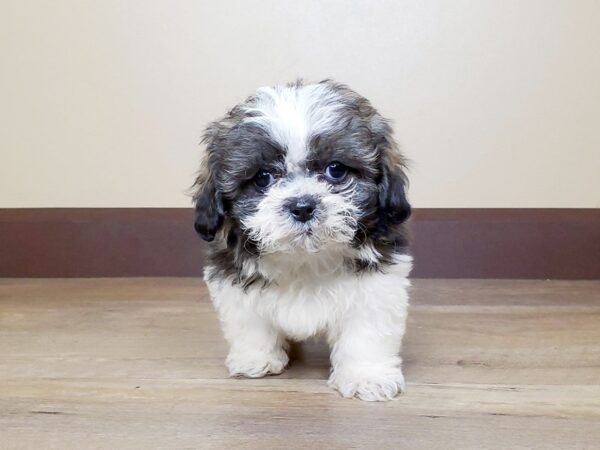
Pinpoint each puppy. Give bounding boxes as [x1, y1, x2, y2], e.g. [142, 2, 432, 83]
[193, 80, 412, 401]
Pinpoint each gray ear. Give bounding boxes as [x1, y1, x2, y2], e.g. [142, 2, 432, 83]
[193, 171, 224, 242]
[192, 124, 225, 242]
[378, 146, 411, 225]
[371, 116, 411, 238]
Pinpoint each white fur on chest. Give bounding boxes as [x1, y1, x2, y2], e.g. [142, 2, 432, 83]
[205, 253, 412, 341]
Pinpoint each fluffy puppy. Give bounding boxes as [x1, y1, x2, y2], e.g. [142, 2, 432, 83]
[193, 80, 412, 401]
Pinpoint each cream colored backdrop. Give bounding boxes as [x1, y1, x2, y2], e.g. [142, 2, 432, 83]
[1, 0, 599, 208]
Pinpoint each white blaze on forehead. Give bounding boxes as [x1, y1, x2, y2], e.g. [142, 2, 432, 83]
[242, 83, 347, 172]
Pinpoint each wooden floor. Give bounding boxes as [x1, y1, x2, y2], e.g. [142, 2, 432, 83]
[1, 279, 599, 449]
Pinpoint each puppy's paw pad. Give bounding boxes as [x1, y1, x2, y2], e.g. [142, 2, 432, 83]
[329, 369, 405, 401]
[226, 350, 289, 378]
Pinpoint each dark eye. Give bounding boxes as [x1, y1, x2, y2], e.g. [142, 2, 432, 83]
[253, 169, 275, 189]
[324, 161, 348, 182]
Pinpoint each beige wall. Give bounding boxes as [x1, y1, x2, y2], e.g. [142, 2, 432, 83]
[1, 0, 599, 208]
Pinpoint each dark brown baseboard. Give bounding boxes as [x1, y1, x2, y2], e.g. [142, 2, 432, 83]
[1, 208, 598, 279]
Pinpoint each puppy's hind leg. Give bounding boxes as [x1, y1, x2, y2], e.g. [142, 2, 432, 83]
[210, 283, 288, 378]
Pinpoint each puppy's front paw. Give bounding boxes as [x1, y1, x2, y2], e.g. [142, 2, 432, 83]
[226, 349, 289, 378]
[328, 366, 405, 401]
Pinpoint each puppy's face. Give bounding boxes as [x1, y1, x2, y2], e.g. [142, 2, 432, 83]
[194, 80, 410, 256]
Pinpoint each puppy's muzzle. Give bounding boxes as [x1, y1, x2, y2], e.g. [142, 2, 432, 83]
[285, 195, 319, 223]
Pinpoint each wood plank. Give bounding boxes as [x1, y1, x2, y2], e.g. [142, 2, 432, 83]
[1, 278, 599, 449]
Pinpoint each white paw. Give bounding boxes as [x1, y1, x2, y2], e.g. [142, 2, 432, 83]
[328, 366, 405, 401]
[226, 349, 289, 378]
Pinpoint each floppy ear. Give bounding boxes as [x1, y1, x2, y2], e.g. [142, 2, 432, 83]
[193, 169, 224, 242]
[192, 127, 225, 242]
[378, 150, 411, 225]
[372, 117, 411, 237]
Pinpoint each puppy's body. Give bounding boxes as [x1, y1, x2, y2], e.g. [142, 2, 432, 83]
[194, 80, 412, 401]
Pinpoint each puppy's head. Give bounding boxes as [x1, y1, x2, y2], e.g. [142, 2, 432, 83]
[193, 80, 410, 255]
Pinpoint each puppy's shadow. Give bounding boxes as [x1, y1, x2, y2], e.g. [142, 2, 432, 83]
[284, 336, 331, 379]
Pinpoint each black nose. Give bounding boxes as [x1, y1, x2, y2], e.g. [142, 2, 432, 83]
[287, 195, 318, 223]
